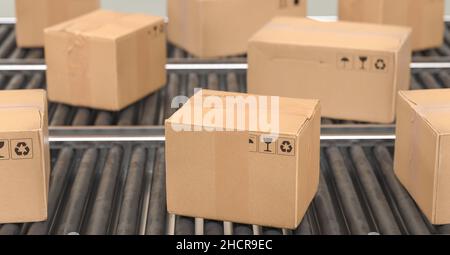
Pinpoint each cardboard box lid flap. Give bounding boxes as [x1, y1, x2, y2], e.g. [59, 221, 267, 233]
[167, 89, 318, 135]
[197, 90, 317, 114]
[0, 108, 42, 131]
[415, 107, 450, 134]
[251, 17, 411, 52]
[400, 90, 450, 134]
[46, 10, 164, 40]
[0, 90, 46, 113]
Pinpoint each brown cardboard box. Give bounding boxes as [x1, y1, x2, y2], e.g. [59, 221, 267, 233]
[395, 89, 450, 225]
[15, 0, 100, 47]
[167, 0, 307, 58]
[248, 17, 411, 123]
[339, 0, 445, 51]
[0, 90, 50, 224]
[45, 10, 167, 111]
[165, 89, 321, 229]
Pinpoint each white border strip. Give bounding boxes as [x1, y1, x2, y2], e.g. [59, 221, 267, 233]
[0, 62, 449, 72]
[410, 62, 450, 69]
[321, 135, 396, 141]
[49, 136, 165, 143]
[0, 63, 250, 71]
[165, 63, 248, 70]
[0, 17, 16, 24]
[0, 65, 47, 71]
[1, 15, 449, 24]
[48, 135, 395, 143]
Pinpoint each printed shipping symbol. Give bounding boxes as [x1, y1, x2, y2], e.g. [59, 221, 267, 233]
[263, 137, 273, 152]
[341, 57, 350, 68]
[15, 142, 30, 156]
[280, 141, 293, 153]
[375, 59, 386, 70]
[359, 56, 368, 70]
[0, 141, 4, 159]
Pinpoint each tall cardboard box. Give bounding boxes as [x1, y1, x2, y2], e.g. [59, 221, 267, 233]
[0, 90, 50, 223]
[15, 0, 100, 47]
[395, 89, 450, 225]
[165, 89, 321, 229]
[248, 17, 411, 123]
[339, 0, 445, 51]
[168, 0, 307, 58]
[45, 10, 167, 111]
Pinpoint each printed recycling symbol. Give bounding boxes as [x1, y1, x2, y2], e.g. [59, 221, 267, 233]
[14, 142, 30, 156]
[375, 59, 386, 70]
[280, 141, 293, 153]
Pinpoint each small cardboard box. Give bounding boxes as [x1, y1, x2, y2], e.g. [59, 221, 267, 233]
[165, 89, 321, 229]
[15, 0, 100, 47]
[248, 17, 411, 123]
[0, 90, 50, 223]
[45, 10, 167, 111]
[395, 89, 450, 225]
[167, 0, 307, 58]
[339, 0, 445, 51]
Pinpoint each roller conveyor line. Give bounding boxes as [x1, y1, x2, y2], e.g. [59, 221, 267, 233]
[0, 134, 448, 235]
[2, 22, 450, 63]
[1, 22, 450, 127]
[0, 67, 448, 126]
[1, 19, 450, 236]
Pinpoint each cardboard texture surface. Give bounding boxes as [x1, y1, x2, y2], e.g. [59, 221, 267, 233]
[167, 0, 307, 58]
[395, 89, 450, 225]
[339, 0, 445, 51]
[0, 90, 50, 224]
[165, 89, 321, 229]
[44, 10, 167, 111]
[248, 17, 411, 123]
[15, 0, 100, 47]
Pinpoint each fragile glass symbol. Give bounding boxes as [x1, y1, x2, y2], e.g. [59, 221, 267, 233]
[263, 137, 273, 152]
[359, 56, 368, 70]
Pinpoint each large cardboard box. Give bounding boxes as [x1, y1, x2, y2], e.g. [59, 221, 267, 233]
[0, 90, 50, 223]
[15, 0, 100, 47]
[395, 89, 450, 225]
[165, 89, 321, 229]
[167, 0, 307, 58]
[45, 10, 167, 111]
[248, 17, 411, 123]
[339, 0, 444, 51]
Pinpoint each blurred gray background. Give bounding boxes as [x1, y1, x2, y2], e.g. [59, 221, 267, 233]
[0, 0, 449, 17]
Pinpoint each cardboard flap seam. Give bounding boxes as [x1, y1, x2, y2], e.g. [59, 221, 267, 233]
[48, 11, 164, 41]
[410, 105, 450, 135]
[261, 23, 407, 45]
[390, 53, 400, 120]
[0, 106, 43, 131]
[434, 135, 443, 223]
[167, 122, 299, 137]
[295, 106, 319, 137]
[252, 39, 400, 54]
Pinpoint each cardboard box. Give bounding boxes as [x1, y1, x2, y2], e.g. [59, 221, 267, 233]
[45, 10, 167, 111]
[0, 90, 50, 224]
[167, 0, 307, 58]
[15, 0, 100, 47]
[165, 89, 321, 229]
[339, 0, 445, 51]
[248, 17, 411, 123]
[395, 89, 450, 225]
